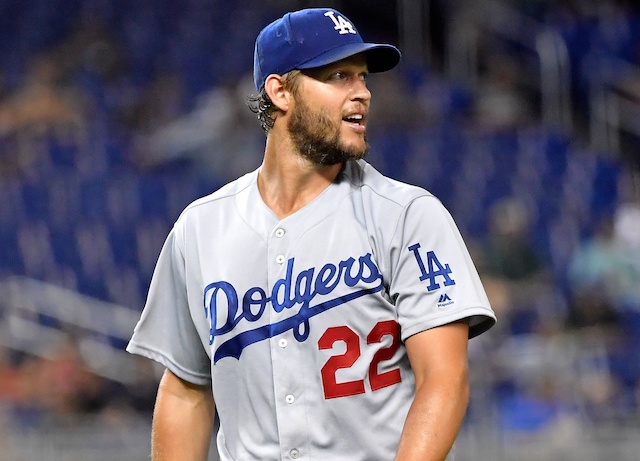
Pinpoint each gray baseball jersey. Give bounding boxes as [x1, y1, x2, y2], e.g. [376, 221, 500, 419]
[127, 159, 496, 461]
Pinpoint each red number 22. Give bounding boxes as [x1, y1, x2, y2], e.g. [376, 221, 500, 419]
[318, 320, 402, 399]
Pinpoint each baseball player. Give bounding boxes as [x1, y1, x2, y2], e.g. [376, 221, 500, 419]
[127, 7, 496, 461]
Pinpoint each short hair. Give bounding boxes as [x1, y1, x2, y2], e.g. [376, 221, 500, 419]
[247, 70, 301, 134]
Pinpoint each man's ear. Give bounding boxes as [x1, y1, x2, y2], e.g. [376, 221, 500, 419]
[264, 74, 291, 113]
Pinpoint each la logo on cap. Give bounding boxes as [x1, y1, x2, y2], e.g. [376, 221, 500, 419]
[324, 11, 356, 35]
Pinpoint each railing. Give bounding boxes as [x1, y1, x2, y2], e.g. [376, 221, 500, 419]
[445, 0, 639, 197]
[446, 0, 573, 133]
[587, 54, 640, 197]
[589, 54, 640, 151]
[0, 276, 143, 385]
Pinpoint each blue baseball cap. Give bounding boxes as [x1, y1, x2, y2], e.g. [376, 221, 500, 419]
[253, 8, 401, 91]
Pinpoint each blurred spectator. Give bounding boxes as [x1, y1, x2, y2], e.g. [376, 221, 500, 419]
[0, 45, 89, 178]
[366, 67, 426, 130]
[0, 334, 154, 426]
[475, 196, 577, 433]
[0, 346, 23, 408]
[474, 52, 535, 132]
[566, 204, 640, 328]
[31, 336, 107, 415]
[478, 196, 552, 332]
[133, 74, 264, 182]
[564, 202, 640, 419]
[483, 196, 543, 282]
[611, 201, 640, 312]
[0, 51, 86, 137]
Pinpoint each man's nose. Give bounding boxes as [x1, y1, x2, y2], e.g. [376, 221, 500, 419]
[350, 76, 371, 102]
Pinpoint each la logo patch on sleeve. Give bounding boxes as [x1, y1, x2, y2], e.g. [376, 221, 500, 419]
[407, 243, 456, 292]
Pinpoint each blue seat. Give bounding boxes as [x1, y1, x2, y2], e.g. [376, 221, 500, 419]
[79, 178, 108, 221]
[50, 227, 82, 271]
[590, 157, 620, 220]
[48, 134, 78, 168]
[0, 228, 23, 273]
[108, 227, 138, 267]
[137, 174, 168, 218]
[20, 180, 49, 221]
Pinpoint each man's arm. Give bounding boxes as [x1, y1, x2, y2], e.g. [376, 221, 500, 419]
[152, 368, 216, 461]
[395, 320, 470, 461]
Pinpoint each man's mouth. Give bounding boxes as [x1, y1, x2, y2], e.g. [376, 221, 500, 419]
[343, 114, 364, 125]
[342, 113, 366, 133]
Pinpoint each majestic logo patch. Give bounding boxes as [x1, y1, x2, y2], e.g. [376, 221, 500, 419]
[407, 243, 456, 291]
[324, 11, 356, 35]
[204, 253, 384, 362]
[438, 293, 454, 307]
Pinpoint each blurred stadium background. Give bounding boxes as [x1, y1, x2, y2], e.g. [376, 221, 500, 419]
[0, 0, 639, 459]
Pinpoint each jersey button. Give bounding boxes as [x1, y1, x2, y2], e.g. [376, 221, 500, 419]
[276, 255, 286, 264]
[275, 228, 285, 238]
[290, 449, 300, 459]
[278, 338, 288, 348]
[285, 394, 295, 404]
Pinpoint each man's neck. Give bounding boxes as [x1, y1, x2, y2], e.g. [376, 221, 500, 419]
[258, 136, 343, 220]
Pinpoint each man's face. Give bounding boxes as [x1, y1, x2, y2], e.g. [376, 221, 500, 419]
[286, 54, 371, 166]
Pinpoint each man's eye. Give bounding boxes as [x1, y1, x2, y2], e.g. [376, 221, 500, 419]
[330, 71, 347, 80]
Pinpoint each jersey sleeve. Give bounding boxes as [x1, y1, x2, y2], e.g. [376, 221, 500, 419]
[388, 195, 496, 340]
[126, 225, 212, 386]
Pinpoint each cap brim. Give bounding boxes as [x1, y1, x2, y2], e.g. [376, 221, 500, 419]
[296, 42, 401, 73]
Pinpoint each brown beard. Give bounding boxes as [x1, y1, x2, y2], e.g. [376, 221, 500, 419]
[287, 97, 369, 166]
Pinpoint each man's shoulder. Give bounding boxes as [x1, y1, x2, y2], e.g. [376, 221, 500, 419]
[177, 169, 257, 220]
[346, 160, 434, 207]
